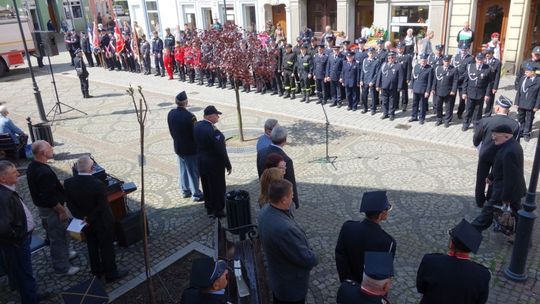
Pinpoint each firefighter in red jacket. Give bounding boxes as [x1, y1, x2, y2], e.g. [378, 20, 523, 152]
[163, 47, 174, 80]
[184, 43, 195, 83]
[192, 43, 203, 85]
[174, 41, 186, 81]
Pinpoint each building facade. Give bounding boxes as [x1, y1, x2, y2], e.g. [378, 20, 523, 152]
[125, 0, 538, 72]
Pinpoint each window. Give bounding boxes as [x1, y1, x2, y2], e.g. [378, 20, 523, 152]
[145, 0, 160, 33]
[389, 5, 429, 42]
[183, 5, 196, 29]
[307, 0, 336, 33]
[244, 5, 256, 32]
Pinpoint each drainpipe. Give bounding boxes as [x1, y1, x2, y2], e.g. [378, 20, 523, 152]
[442, 0, 450, 53]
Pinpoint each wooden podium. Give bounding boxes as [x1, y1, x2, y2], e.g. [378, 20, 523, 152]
[105, 176, 136, 220]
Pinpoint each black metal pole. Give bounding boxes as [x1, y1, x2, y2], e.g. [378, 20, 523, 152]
[504, 130, 539, 281]
[12, 0, 48, 122]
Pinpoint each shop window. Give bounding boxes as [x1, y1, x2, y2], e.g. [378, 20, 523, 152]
[389, 5, 429, 42]
[70, 1, 82, 18]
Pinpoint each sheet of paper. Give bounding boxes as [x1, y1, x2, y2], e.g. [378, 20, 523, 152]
[67, 218, 87, 233]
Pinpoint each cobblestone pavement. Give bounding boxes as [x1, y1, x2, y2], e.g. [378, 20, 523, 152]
[0, 56, 538, 304]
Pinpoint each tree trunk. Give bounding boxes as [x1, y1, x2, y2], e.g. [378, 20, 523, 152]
[234, 80, 245, 141]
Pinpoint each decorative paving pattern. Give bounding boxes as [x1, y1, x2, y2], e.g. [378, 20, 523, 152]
[0, 61, 538, 304]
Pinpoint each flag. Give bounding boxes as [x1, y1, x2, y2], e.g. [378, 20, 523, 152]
[132, 23, 140, 61]
[114, 22, 125, 53]
[87, 23, 94, 51]
[93, 22, 100, 49]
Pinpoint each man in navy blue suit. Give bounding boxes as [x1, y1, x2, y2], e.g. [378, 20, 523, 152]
[340, 51, 360, 111]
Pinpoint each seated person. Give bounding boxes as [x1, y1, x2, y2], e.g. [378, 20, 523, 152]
[181, 258, 229, 304]
[0, 105, 28, 150]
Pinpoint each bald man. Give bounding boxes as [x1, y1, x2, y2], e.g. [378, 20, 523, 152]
[64, 155, 127, 282]
[26, 140, 80, 276]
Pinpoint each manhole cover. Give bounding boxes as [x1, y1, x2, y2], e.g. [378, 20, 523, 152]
[395, 124, 411, 130]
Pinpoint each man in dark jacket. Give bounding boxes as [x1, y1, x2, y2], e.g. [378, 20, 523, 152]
[64, 156, 127, 282]
[27, 140, 79, 276]
[341, 51, 359, 110]
[483, 48, 501, 116]
[181, 258, 230, 304]
[335, 191, 396, 284]
[515, 64, 540, 141]
[452, 44, 474, 119]
[514, 46, 540, 90]
[167, 91, 203, 201]
[193, 106, 231, 218]
[282, 44, 297, 99]
[409, 53, 433, 124]
[257, 126, 299, 209]
[152, 30, 165, 77]
[376, 52, 403, 120]
[473, 96, 519, 208]
[396, 43, 412, 112]
[327, 46, 343, 107]
[432, 55, 458, 127]
[80, 32, 94, 67]
[313, 45, 329, 104]
[472, 124, 527, 232]
[417, 219, 491, 304]
[74, 49, 92, 98]
[258, 179, 318, 304]
[0, 161, 39, 304]
[462, 53, 493, 131]
[359, 48, 380, 114]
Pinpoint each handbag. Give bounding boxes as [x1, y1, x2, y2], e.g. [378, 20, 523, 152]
[493, 204, 515, 236]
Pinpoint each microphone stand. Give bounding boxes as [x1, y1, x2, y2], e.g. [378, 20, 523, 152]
[310, 102, 337, 169]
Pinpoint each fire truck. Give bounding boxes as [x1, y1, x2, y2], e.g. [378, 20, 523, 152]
[0, 14, 35, 77]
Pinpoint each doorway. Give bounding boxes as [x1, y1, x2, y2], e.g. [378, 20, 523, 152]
[272, 4, 286, 38]
[474, 0, 510, 55]
[355, 0, 374, 38]
[524, 0, 540, 59]
[202, 8, 213, 30]
[307, 0, 337, 34]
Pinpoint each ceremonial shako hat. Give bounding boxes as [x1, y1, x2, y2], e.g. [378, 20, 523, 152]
[360, 191, 391, 213]
[525, 63, 538, 71]
[364, 252, 394, 280]
[533, 46, 540, 54]
[496, 96, 513, 109]
[419, 53, 429, 60]
[356, 38, 367, 44]
[449, 219, 483, 253]
[492, 124, 514, 135]
[435, 44, 444, 50]
[442, 55, 452, 61]
[396, 42, 405, 49]
[74, 48, 82, 55]
[377, 39, 385, 45]
[204, 105, 222, 116]
[189, 258, 228, 288]
[475, 52, 485, 60]
[175, 91, 187, 102]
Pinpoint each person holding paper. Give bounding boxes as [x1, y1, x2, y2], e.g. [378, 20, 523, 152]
[64, 155, 127, 282]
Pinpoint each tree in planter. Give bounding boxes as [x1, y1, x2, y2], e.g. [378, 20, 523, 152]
[200, 23, 275, 141]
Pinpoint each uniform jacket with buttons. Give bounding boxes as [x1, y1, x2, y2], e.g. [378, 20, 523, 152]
[515, 75, 540, 110]
[341, 60, 359, 87]
[411, 64, 433, 94]
[376, 62, 404, 91]
[327, 52, 343, 81]
[432, 65, 458, 97]
[463, 63, 493, 99]
[313, 53, 328, 80]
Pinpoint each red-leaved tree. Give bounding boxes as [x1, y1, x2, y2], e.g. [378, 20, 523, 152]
[200, 23, 275, 141]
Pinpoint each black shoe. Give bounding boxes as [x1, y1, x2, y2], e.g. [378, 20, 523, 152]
[316, 100, 322, 104]
[283, 94, 290, 99]
[352, 108, 357, 111]
[271, 92, 277, 96]
[347, 107, 352, 111]
[457, 114, 463, 120]
[462, 124, 469, 131]
[192, 196, 204, 202]
[381, 114, 388, 120]
[361, 109, 368, 114]
[329, 103, 337, 107]
[524, 136, 531, 142]
[402, 107, 407, 112]
[86, 95, 93, 98]
[214, 210, 226, 218]
[291, 94, 296, 100]
[419, 120, 425, 125]
[408, 118, 418, 122]
[435, 121, 442, 126]
[154, 73, 160, 76]
[337, 103, 342, 108]
[278, 92, 284, 97]
[182, 193, 191, 198]
[105, 269, 129, 283]
[444, 122, 450, 128]
[370, 111, 376, 116]
[389, 116, 394, 121]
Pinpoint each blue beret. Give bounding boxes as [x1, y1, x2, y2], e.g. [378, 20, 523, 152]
[176, 91, 187, 102]
[360, 191, 391, 213]
[449, 219, 482, 253]
[364, 252, 394, 280]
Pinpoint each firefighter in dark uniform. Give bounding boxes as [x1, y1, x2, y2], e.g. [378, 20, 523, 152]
[339, 41, 352, 101]
[360, 48, 381, 114]
[514, 46, 540, 90]
[515, 63, 540, 142]
[74, 49, 92, 98]
[164, 28, 176, 71]
[282, 44, 297, 99]
[327, 46, 344, 107]
[337, 252, 394, 304]
[428, 44, 444, 67]
[193, 106, 232, 218]
[432, 55, 458, 127]
[293, 37, 304, 94]
[308, 37, 319, 95]
[473, 96, 519, 208]
[292, 36, 303, 55]
[462, 53, 493, 131]
[341, 51, 360, 110]
[483, 48, 502, 117]
[452, 43, 474, 119]
[180, 258, 230, 304]
[396, 43, 412, 112]
[297, 44, 314, 103]
[375, 39, 387, 64]
[376, 52, 403, 120]
[270, 39, 284, 96]
[355, 39, 369, 108]
[409, 53, 433, 124]
[417, 219, 491, 304]
[335, 191, 396, 285]
[313, 44, 329, 104]
[325, 36, 336, 56]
